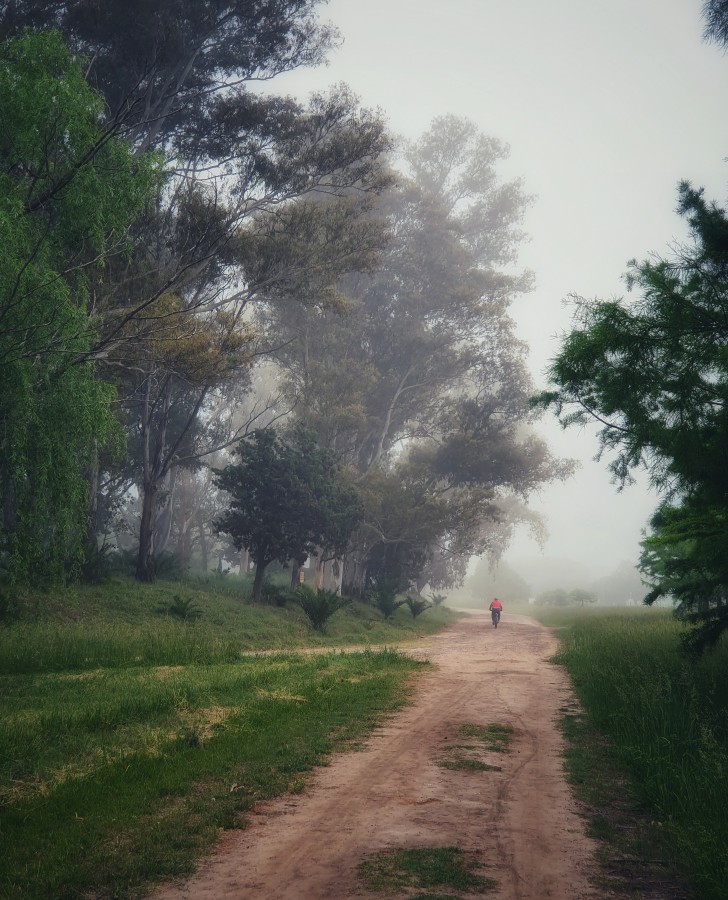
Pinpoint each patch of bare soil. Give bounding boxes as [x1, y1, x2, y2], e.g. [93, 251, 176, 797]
[153, 613, 603, 899]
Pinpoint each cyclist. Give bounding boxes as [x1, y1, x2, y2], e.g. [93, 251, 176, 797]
[489, 597, 503, 627]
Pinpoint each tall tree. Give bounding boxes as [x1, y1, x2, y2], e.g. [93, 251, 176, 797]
[0, 1, 337, 151]
[536, 182, 728, 649]
[0, 30, 161, 583]
[263, 116, 571, 594]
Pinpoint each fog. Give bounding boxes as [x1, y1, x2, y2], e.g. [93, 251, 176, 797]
[269, 0, 728, 588]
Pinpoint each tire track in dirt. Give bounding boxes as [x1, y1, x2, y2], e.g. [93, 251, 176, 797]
[153, 613, 601, 899]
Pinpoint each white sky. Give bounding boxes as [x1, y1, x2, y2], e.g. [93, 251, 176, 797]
[269, 0, 728, 582]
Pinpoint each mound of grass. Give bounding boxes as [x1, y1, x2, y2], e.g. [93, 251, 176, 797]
[358, 846, 496, 894]
[435, 722, 513, 773]
[0, 576, 458, 675]
[458, 722, 513, 753]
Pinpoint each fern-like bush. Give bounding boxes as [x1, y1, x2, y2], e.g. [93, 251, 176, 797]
[261, 579, 290, 607]
[369, 583, 405, 619]
[405, 596, 431, 618]
[157, 595, 202, 622]
[294, 585, 349, 631]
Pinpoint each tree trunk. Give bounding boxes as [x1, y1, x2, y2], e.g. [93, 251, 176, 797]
[154, 468, 176, 555]
[252, 560, 268, 602]
[331, 558, 343, 596]
[84, 449, 100, 551]
[311, 549, 326, 590]
[240, 547, 249, 576]
[197, 509, 208, 571]
[290, 562, 301, 591]
[177, 519, 194, 569]
[136, 478, 157, 582]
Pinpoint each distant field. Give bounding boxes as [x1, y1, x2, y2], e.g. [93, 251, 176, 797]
[0, 575, 455, 898]
[534, 605, 728, 899]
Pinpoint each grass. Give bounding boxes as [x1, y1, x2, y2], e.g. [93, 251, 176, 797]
[533, 606, 728, 899]
[0, 575, 458, 898]
[435, 722, 513, 773]
[0, 574, 458, 674]
[358, 846, 496, 895]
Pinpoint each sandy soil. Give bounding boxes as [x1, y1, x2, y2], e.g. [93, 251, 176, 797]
[154, 612, 602, 899]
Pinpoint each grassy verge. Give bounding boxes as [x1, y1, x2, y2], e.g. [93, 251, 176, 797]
[534, 607, 728, 899]
[0, 575, 457, 898]
[0, 574, 458, 674]
[1, 648, 426, 898]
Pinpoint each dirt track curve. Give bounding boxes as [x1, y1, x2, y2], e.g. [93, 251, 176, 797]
[154, 612, 600, 899]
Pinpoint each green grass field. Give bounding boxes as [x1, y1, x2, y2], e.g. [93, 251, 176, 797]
[534, 606, 728, 899]
[0, 575, 455, 898]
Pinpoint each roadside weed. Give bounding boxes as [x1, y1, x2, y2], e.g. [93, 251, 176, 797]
[434, 722, 513, 773]
[358, 846, 496, 894]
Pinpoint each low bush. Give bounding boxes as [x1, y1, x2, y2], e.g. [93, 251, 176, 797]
[294, 585, 350, 631]
[369, 583, 405, 619]
[404, 596, 430, 618]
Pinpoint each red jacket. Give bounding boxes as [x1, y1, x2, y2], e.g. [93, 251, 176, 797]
[489, 599, 502, 610]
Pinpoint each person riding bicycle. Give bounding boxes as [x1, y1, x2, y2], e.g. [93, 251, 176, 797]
[489, 597, 503, 626]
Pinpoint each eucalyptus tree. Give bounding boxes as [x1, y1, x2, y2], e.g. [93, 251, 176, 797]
[2, 3, 394, 581]
[262, 116, 570, 594]
[0, 1, 338, 152]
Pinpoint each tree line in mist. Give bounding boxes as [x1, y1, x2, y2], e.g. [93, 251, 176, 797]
[0, 2, 571, 603]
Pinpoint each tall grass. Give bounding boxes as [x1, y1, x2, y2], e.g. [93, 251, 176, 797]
[548, 609, 728, 898]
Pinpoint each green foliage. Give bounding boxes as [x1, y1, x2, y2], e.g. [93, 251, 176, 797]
[428, 592, 447, 608]
[158, 595, 202, 622]
[536, 588, 570, 606]
[536, 183, 728, 646]
[215, 426, 363, 601]
[0, 30, 162, 584]
[294, 584, 350, 631]
[569, 588, 598, 607]
[369, 582, 406, 619]
[404, 595, 431, 618]
[536, 588, 597, 607]
[260, 578, 290, 607]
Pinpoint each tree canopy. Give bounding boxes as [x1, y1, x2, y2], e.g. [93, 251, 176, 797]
[536, 183, 728, 648]
[214, 426, 362, 601]
[0, 30, 161, 582]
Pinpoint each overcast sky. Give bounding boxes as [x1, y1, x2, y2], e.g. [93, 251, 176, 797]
[270, 0, 728, 582]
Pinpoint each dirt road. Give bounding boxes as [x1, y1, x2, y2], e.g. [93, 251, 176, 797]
[155, 613, 600, 899]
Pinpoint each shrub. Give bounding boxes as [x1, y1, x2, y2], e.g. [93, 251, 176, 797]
[157, 595, 202, 622]
[428, 592, 447, 608]
[294, 584, 350, 631]
[369, 583, 405, 619]
[261, 578, 290, 607]
[405, 596, 431, 618]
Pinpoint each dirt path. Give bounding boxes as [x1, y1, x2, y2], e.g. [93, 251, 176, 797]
[154, 613, 601, 899]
